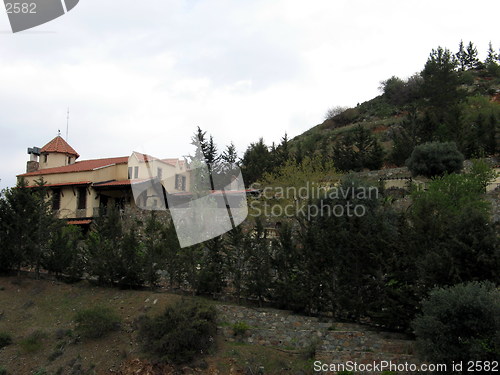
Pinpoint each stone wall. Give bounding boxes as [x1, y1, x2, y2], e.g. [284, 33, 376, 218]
[217, 305, 420, 371]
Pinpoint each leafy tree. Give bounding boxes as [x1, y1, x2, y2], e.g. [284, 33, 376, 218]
[409, 171, 499, 287]
[379, 75, 422, 107]
[412, 282, 500, 367]
[324, 106, 349, 121]
[406, 141, 464, 177]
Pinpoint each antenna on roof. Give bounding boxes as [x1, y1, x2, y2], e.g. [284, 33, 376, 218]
[66, 107, 70, 141]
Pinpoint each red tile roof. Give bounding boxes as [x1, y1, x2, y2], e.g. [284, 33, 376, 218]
[41, 136, 80, 158]
[67, 219, 92, 225]
[93, 180, 131, 187]
[17, 156, 128, 177]
[26, 181, 91, 188]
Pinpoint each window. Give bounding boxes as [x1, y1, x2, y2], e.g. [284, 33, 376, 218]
[77, 187, 87, 210]
[44, 154, 48, 163]
[52, 189, 61, 211]
[157, 167, 163, 180]
[134, 166, 139, 179]
[175, 174, 186, 191]
[67, 156, 71, 165]
[128, 167, 132, 179]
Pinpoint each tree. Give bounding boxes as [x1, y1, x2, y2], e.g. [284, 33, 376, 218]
[456, 40, 467, 71]
[84, 208, 124, 285]
[412, 282, 500, 366]
[141, 211, 166, 288]
[409, 170, 499, 288]
[43, 224, 84, 280]
[324, 106, 349, 121]
[421, 47, 462, 110]
[464, 41, 481, 70]
[197, 235, 226, 296]
[240, 138, 271, 184]
[485, 41, 498, 65]
[0, 178, 57, 276]
[406, 141, 464, 177]
[332, 125, 384, 171]
[245, 218, 272, 306]
[390, 106, 421, 165]
[223, 225, 250, 303]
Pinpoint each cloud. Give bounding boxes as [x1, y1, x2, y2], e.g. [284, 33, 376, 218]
[1, 0, 499, 189]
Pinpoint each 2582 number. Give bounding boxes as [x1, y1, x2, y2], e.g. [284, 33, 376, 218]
[467, 361, 498, 372]
[5, 2, 37, 14]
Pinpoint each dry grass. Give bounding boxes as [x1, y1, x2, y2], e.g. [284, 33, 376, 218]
[0, 276, 312, 375]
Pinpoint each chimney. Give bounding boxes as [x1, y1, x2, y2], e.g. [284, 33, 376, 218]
[26, 147, 41, 173]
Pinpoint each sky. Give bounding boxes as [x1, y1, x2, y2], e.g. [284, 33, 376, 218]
[0, 0, 499, 189]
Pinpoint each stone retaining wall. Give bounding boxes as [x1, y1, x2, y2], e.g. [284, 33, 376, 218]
[216, 305, 420, 371]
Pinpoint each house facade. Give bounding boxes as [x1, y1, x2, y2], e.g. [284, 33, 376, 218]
[17, 136, 190, 226]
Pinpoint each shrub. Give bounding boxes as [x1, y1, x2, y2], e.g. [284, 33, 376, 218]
[74, 306, 120, 339]
[19, 330, 47, 353]
[232, 321, 250, 336]
[406, 141, 464, 177]
[0, 366, 7, 375]
[0, 332, 12, 349]
[139, 300, 217, 364]
[412, 281, 500, 365]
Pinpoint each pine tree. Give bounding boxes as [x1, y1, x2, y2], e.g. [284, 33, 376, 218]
[485, 41, 498, 65]
[245, 219, 272, 307]
[464, 41, 480, 70]
[223, 225, 249, 304]
[241, 138, 271, 184]
[456, 40, 467, 71]
[421, 47, 462, 110]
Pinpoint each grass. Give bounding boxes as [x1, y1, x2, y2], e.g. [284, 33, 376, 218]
[0, 276, 316, 374]
[232, 321, 251, 336]
[19, 330, 47, 353]
[74, 306, 121, 339]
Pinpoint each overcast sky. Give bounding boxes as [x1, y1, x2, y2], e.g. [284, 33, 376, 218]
[0, 0, 499, 189]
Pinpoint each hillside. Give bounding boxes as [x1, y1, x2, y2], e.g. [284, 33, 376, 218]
[288, 45, 500, 171]
[0, 276, 422, 375]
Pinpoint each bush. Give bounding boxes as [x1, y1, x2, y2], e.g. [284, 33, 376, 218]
[412, 281, 500, 366]
[0, 366, 7, 375]
[406, 141, 464, 177]
[0, 332, 12, 349]
[74, 306, 120, 339]
[139, 300, 217, 364]
[232, 321, 250, 336]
